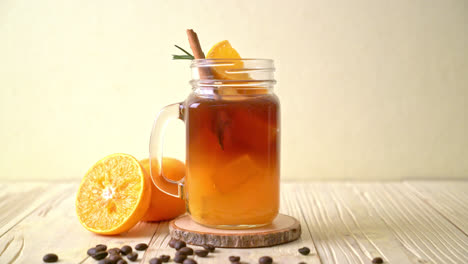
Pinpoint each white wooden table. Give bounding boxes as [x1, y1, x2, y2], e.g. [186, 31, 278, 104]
[0, 181, 467, 264]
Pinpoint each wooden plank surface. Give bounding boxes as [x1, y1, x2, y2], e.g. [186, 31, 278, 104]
[296, 183, 468, 264]
[406, 181, 468, 234]
[0, 181, 467, 264]
[0, 183, 55, 238]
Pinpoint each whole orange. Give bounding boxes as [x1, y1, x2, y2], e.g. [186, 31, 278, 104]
[140, 157, 186, 222]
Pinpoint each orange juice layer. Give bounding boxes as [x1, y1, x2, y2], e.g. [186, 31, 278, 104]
[184, 93, 280, 227]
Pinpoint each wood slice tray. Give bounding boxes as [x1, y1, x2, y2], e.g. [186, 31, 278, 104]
[169, 214, 301, 248]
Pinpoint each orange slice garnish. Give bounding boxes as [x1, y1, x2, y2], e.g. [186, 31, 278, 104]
[206, 40, 248, 95]
[206, 40, 267, 95]
[207, 40, 241, 58]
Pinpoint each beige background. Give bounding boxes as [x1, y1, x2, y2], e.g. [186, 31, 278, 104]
[1, 0, 467, 181]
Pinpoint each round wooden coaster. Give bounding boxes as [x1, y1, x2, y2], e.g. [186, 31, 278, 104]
[169, 214, 301, 248]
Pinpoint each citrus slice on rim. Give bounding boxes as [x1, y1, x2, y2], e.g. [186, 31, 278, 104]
[76, 153, 151, 235]
[206, 40, 266, 95]
[206, 40, 246, 96]
[206, 40, 247, 81]
[206, 40, 241, 60]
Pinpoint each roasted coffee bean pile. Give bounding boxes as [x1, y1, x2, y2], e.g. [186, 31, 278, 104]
[42, 240, 325, 263]
[168, 238, 212, 264]
[81, 243, 147, 263]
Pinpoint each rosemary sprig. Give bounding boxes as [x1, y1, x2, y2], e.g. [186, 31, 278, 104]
[172, 45, 194, 60]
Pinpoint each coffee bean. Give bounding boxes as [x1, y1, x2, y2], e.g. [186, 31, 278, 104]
[194, 249, 208, 257]
[169, 238, 178, 248]
[149, 258, 162, 264]
[92, 251, 109, 260]
[231, 262, 241, 264]
[202, 244, 215, 252]
[43, 253, 58, 263]
[116, 260, 128, 264]
[229, 256, 241, 262]
[174, 240, 186, 250]
[372, 257, 384, 263]
[159, 254, 170, 262]
[174, 254, 187, 263]
[108, 247, 121, 255]
[109, 254, 122, 263]
[87, 247, 97, 256]
[298, 262, 306, 264]
[135, 243, 148, 251]
[127, 252, 138, 261]
[98, 259, 113, 264]
[120, 245, 132, 255]
[96, 244, 108, 252]
[182, 258, 197, 264]
[178, 247, 194, 255]
[259, 256, 273, 264]
[298, 247, 310, 255]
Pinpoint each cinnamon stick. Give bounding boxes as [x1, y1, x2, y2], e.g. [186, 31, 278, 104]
[187, 29, 205, 59]
[186, 29, 212, 79]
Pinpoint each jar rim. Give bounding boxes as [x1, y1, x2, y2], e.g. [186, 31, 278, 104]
[190, 58, 275, 88]
[190, 58, 274, 69]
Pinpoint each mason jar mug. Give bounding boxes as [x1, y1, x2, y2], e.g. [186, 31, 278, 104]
[150, 59, 280, 229]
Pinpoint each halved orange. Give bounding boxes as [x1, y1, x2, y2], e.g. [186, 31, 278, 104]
[76, 153, 151, 235]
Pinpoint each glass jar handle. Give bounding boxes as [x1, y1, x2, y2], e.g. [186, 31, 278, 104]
[149, 102, 184, 198]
